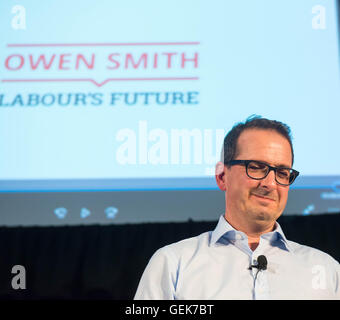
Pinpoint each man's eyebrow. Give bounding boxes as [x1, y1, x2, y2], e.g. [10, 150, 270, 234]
[254, 160, 292, 168]
[276, 164, 292, 168]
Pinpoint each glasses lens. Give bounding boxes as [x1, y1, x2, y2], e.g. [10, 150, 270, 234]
[276, 168, 292, 185]
[246, 161, 269, 179]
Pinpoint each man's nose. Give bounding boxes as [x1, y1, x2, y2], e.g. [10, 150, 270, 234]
[259, 169, 277, 188]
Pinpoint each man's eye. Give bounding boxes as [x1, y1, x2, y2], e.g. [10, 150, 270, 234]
[277, 170, 289, 178]
[249, 163, 266, 170]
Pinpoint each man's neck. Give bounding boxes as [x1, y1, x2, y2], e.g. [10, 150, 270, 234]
[223, 214, 276, 251]
[247, 235, 260, 251]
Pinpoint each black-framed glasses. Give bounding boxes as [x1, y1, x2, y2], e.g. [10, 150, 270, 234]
[226, 160, 299, 186]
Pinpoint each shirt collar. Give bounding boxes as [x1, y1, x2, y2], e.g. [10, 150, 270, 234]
[210, 214, 292, 252]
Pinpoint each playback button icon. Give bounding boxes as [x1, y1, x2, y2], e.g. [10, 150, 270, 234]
[105, 207, 118, 219]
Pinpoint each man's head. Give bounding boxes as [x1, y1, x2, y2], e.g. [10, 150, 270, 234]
[221, 115, 294, 167]
[215, 115, 298, 233]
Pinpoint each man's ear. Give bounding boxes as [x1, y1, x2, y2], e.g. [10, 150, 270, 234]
[215, 161, 226, 191]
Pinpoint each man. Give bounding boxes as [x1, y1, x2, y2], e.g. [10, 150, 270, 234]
[134, 116, 340, 299]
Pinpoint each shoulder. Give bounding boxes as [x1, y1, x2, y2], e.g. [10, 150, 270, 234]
[152, 231, 212, 263]
[134, 233, 213, 300]
[287, 240, 339, 267]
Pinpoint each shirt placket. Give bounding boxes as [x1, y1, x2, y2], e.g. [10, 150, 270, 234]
[251, 244, 270, 300]
[252, 266, 269, 300]
[228, 232, 271, 300]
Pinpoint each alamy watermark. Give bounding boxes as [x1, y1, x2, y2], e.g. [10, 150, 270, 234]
[115, 121, 226, 175]
[312, 5, 326, 30]
[11, 265, 26, 290]
[311, 264, 326, 290]
[11, 5, 26, 30]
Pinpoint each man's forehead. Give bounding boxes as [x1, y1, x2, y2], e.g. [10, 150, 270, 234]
[235, 128, 292, 166]
[238, 128, 283, 139]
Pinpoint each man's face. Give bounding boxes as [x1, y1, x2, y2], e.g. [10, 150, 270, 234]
[218, 129, 293, 228]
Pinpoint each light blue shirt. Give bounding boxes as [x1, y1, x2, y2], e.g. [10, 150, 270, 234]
[134, 215, 340, 300]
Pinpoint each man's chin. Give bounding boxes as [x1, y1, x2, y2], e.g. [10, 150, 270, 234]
[248, 206, 279, 222]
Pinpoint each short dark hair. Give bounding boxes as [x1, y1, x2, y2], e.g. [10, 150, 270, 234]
[221, 115, 294, 166]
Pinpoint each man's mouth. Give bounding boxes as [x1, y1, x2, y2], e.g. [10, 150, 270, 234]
[251, 193, 276, 202]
